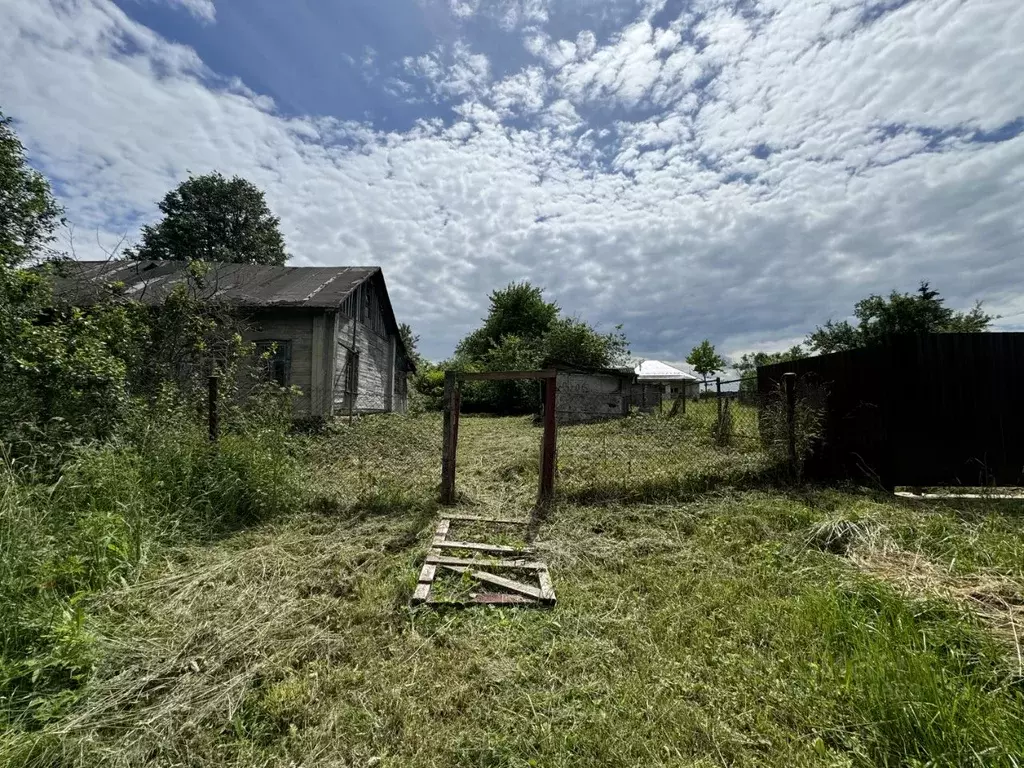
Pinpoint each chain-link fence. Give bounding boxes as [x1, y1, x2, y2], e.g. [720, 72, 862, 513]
[554, 377, 773, 502]
[288, 393, 444, 514]
[283, 372, 815, 514]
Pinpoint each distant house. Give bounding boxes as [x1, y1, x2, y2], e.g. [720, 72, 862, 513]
[635, 360, 700, 398]
[56, 260, 416, 417]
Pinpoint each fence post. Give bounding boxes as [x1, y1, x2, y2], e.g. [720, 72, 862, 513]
[783, 372, 797, 476]
[440, 371, 459, 504]
[539, 375, 558, 504]
[208, 374, 219, 442]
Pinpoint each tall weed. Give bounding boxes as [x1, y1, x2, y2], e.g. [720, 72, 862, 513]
[0, 395, 302, 727]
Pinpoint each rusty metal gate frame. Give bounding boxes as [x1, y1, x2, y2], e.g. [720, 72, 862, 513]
[439, 369, 558, 506]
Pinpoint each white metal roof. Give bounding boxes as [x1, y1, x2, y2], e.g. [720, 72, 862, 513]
[634, 360, 699, 382]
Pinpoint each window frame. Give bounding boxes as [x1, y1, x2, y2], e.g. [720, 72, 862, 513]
[255, 340, 292, 387]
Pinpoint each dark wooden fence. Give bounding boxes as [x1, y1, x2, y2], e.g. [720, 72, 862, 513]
[757, 334, 1024, 489]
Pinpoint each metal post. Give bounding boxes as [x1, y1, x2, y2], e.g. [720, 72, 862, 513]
[440, 371, 458, 504]
[784, 372, 797, 476]
[208, 374, 219, 442]
[716, 376, 722, 420]
[539, 375, 558, 503]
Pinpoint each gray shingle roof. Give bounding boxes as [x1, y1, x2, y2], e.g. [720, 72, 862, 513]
[54, 260, 380, 309]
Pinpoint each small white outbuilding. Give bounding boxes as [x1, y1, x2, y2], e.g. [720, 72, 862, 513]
[634, 360, 701, 398]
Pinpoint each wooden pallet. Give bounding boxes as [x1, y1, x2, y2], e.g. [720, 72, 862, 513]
[411, 516, 556, 608]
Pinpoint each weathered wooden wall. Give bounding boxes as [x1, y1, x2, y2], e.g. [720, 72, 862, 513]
[333, 277, 407, 415]
[758, 333, 1024, 488]
[243, 309, 316, 415]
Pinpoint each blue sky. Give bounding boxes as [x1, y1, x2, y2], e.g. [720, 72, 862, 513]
[2, 0, 1023, 363]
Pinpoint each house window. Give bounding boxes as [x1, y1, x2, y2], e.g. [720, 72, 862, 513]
[255, 341, 291, 386]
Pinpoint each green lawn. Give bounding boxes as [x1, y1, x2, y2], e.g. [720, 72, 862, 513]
[4, 414, 1024, 767]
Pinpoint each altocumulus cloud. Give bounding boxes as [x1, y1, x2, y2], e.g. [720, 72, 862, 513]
[0, 0, 1022, 361]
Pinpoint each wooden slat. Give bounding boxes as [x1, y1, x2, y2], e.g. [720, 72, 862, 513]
[427, 593, 537, 606]
[425, 555, 546, 569]
[433, 540, 533, 555]
[440, 565, 544, 600]
[442, 514, 528, 525]
[537, 568, 556, 604]
[411, 582, 431, 604]
[457, 369, 557, 382]
[432, 519, 451, 546]
[417, 564, 437, 583]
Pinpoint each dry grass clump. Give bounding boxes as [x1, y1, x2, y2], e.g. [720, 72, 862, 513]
[804, 502, 1024, 671]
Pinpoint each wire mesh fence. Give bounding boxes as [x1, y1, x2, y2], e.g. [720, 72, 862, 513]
[554, 377, 773, 502]
[266, 372, 811, 513]
[294, 393, 444, 512]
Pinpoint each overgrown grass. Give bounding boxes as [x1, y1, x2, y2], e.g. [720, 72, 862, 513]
[3, 414, 1024, 767]
[0, 397, 302, 728]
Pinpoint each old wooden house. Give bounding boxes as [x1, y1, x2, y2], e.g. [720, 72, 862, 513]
[59, 260, 416, 417]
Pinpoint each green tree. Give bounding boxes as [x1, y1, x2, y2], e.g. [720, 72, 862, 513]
[456, 282, 560, 361]
[735, 345, 808, 393]
[0, 112, 63, 267]
[399, 322, 421, 368]
[807, 282, 993, 354]
[544, 317, 629, 369]
[445, 282, 630, 413]
[686, 339, 726, 389]
[127, 172, 288, 266]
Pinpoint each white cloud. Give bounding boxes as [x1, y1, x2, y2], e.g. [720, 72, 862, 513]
[1, 0, 1023, 363]
[490, 67, 548, 117]
[143, 0, 216, 23]
[448, 0, 479, 19]
[404, 41, 491, 101]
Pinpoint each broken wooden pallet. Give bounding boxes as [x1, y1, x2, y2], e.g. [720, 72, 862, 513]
[411, 516, 555, 608]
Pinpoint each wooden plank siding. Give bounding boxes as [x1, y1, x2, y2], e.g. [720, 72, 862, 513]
[242, 310, 316, 416]
[244, 281, 409, 419]
[333, 277, 409, 415]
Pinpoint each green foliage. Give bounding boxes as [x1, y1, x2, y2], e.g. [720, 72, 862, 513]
[808, 281, 993, 354]
[0, 116, 303, 727]
[735, 345, 808, 393]
[443, 282, 630, 413]
[409, 362, 445, 413]
[398, 322, 421, 369]
[685, 339, 726, 386]
[0, 397, 301, 726]
[544, 317, 629, 369]
[126, 172, 288, 266]
[455, 282, 559, 361]
[0, 112, 63, 268]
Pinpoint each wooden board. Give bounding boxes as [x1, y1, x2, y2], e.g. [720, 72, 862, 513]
[431, 519, 451, 546]
[425, 554, 546, 569]
[442, 514, 529, 525]
[427, 593, 538, 606]
[440, 565, 544, 600]
[537, 569, 556, 604]
[411, 582, 432, 604]
[433, 540, 533, 555]
[411, 514, 555, 609]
